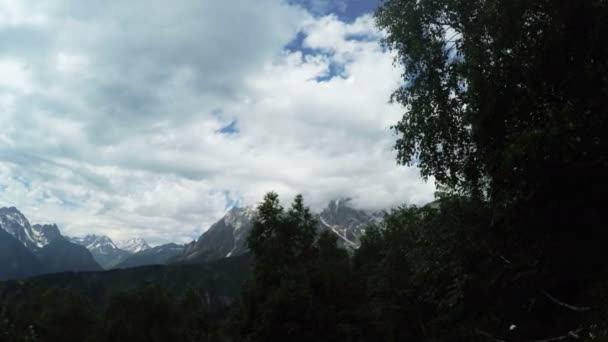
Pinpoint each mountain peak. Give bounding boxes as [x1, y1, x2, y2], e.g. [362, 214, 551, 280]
[0, 206, 56, 250]
[224, 206, 256, 232]
[70, 234, 118, 251]
[70, 234, 131, 269]
[116, 238, 151, 254]
[328, 198, 354, 211]
[32, 224, 63, 247]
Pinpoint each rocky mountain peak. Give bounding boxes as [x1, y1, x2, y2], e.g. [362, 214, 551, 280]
[174, 199, 382, 264]
[32, 224, 63, 247]
[70, 234, 131, 269]
[0, 206, 55, 250]
[318, 199, 381, 248]
[224, 206, 256, 231]
[117, 238, 151, 254]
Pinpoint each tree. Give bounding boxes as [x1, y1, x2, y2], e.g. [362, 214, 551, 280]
[233, 193, 362, 341]
[234, 193, 318, 341]
[309, 231, 361, 340]
[376, 0, 608, 211]
[178, 288, 210, 342]
[375, 4, 608, 337]
[100, 286, 180, 342]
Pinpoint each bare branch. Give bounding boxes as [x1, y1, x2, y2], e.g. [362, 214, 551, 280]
[476, 329, 506, 342]
[533, 328, 583, 341]
[543, 291, 592, 312]
[499, 255, 512, 266]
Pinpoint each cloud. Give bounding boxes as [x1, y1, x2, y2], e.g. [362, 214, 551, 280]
[0, 1, 434, 245]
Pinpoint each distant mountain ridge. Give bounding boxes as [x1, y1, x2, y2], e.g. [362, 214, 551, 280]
[0, 199, 384, 279]
[69, 234, 132, 269]
[35, 238, 103, 273]
[0, 207, 102, 280]
[114, 243, 184, 269]
[116, 238, 150, 254]
[174, 199, 383, 264]
[318, 198, 383, 248]
[178, 207, 255, 264]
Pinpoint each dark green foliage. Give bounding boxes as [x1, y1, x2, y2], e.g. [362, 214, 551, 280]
[0, 286, 217, 342]
[376, 0, 608, 208]
[0, 255, 253, 341]
[178, 288, 212, 342]
[353, 199, 608, 341]
[0, 287, 97, 342]
[232, 193, 361, 341]
[372, 0, 608, 339]
[100, 286, 180, 342]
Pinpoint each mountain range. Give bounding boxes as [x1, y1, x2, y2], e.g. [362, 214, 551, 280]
[0, 207, 174, 280]
[0, 207, 102, 280]
[175, 199, 382, 264]
[1, 199, 382, 280]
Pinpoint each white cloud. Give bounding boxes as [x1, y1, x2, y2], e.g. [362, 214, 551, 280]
[0, 1, 434, 245]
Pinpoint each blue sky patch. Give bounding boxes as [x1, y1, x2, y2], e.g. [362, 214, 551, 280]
[12, 176, 31, 190]
[61, 198, 81, 209]
[218, 120, 239, 135]
[315, 61, 347, 82]
[223, 191, 240, 209]
[37, 191, 51, 203]
[293, 0, 379, 22]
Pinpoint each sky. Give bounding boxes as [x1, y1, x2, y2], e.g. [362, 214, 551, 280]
[0, 0, 435, 245]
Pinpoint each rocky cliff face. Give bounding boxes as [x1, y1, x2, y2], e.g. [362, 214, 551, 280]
[0, 207, 53, 250]
[317, 199, 383, 248]
[178, 206, 256, 263]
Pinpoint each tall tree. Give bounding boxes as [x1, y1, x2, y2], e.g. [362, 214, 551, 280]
[376, 0, 608, 211]
[234, 193, 318, 341]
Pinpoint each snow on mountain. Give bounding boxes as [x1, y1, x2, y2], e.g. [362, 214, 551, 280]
[70, 234, 131, 269]
[317, 198, 383, 248]
[70, 234, 118, 253]
[116, 238, 151, 254]
[114, 243, 184, 269]
[0, 207, 104, 278]
[177, 206, 256, 263]
[0, 207, 61, 250]
[32, 224, 63, 247]
[175, 199, 382, 264]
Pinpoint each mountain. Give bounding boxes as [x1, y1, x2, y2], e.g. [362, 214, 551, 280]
[174, 200, 382, 265]
[116, 238, 150, 253]
[0, 228, 44, 280]
[0, 206, 103, 279]
[70, 234, 131, 269]
[0, 207, 53, 250]
[114, 243, 185, 269]
[317, 198, 383, 248]
[177, 206, 256, 264]
[36, 237, 103, 273]
[32, 224, 63, 246]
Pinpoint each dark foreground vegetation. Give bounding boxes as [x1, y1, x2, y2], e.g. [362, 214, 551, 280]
[1, 0, 607, 340]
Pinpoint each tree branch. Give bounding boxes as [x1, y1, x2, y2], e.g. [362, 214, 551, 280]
[476, 329, 506, 342]
[542, 291, 592, 312]
[533, 328, 583, 341]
